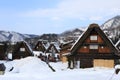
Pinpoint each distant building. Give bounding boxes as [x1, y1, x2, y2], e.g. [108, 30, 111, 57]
[59, 40, 74, 62]
[6, 41, 33, 60]
[34, 40, 46, 52]
[12, 41, 33, 59]
[45, 43, 60, 62]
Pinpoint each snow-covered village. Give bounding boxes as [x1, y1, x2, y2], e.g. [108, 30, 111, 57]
[0, 0, 120, 80]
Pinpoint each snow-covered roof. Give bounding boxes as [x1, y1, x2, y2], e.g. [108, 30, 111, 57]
[115, 39, 120, 47]
[44, 42, 50, 49]
[62, 52, 71, 56]
[50, 42, 60, 50]
[62, 40, 73, 45]
[71, 23, 119, 55]
[108, 38, 120, 53]
[23, 41, 33, 54]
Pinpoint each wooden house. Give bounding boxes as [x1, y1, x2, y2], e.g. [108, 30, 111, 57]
[0, 42, 7, 60]
[33, 40, 47, 61]
[59, 40, 74, 62]
[12, 41, 33, 59]
[67, 23, 120, 69]
[34, 40, 46, 52]
[0, 63, 6, 75]
[45, 43, 60, 62]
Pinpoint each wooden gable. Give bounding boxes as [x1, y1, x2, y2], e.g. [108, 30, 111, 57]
[71, 24, 119, 56]
[12, 41, 33, 59]
[34, 41, 46, 52]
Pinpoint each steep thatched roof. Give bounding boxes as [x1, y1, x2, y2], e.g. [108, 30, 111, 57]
[71, 23, 119, 56]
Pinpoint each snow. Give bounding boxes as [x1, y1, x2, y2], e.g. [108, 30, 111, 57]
[0, 57, 120, 80]
[12, 57, 51, 73]
[70, 28, 86, 50]
[33, 51, 45, 56]
[102, 19, 114, 30]
[50, 62, 68, 71]
[10, 31, 24, 42]
[7, 53, 12, 60]
[0, 30, 37, 42]
[0, 34, 9, 42]
[24, 41, 33, 54]
[115, 39, 120, 47]
[115, 65, 120, 69]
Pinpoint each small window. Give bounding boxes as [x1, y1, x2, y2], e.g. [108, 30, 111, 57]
[90, 35, 97, 40]
[37, 46, 39, 49]
[20, 48, 25, 51]
[101, 46, 104, 49]
[84, 46, 87, 48]
[90, 45, 98, 49]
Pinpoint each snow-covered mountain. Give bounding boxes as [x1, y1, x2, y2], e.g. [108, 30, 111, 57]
[101, 15, 120, 30]
[0, 16, 119, 43]
[101, 15, 120, 43]
[0, 31, 38, 42]
[59, 16, 120, 43]
[59, 28, 84, 42]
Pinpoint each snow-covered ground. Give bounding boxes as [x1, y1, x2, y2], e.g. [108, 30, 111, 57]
[0, 57, 120, 80]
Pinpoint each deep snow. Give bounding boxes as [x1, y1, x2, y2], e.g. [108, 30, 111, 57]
[0, 57, 120, 80]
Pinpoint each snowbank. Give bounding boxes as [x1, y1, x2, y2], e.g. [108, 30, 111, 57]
[4, 57, 52, 73]
[115, 65, 120, 69]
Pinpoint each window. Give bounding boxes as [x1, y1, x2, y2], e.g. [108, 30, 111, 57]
[90, 35, 97, 40]
[83, 46, 87, 48]
[90, 45, 98, 49]
[101, 46, 104, 49]
[20, 48, 25, 51]
[37, 46, 39, 49]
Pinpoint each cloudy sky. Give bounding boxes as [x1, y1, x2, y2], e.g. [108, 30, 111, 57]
[0, 0, 120, 35]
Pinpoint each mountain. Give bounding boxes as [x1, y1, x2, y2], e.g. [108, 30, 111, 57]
[0, 16, 119, 44]
[0, 31, 38, 42]
[101, 15, 120, 43]
[59, 15, 120, 43]
[39, 34, 58, 42]
[59, 28, 84, 42]
[101, 15, 120, 30]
